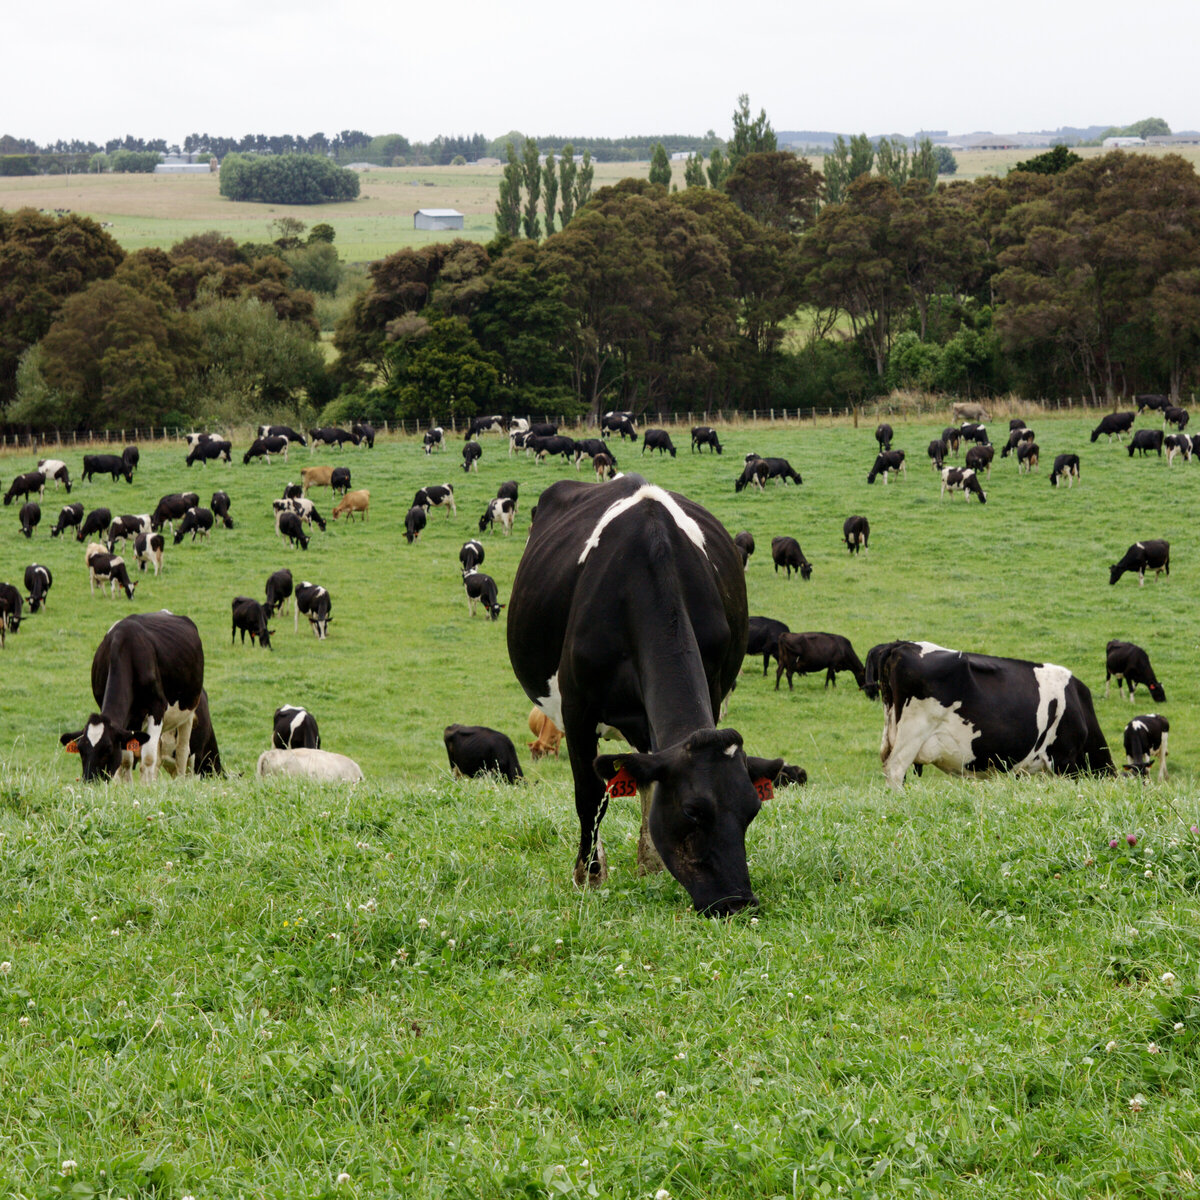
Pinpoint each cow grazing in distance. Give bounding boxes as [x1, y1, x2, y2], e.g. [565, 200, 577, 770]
[309, 426, 359, 450]
[257, 748, 363, 782]
[940, 467, 987, 503]
[82, 454, 133, 483]
[444, 724, 524, 782]
[459, 539, 485, 573]
[273, 705, 321, 750]
[528, 434, 576, 463]
[1105, 640, 1165, 703]
[1165, 433, 1192, 465]
[875, 423, 893, 451]
[265, 568, 293, 615]
[413, 484, 455, 517]
[527, 421, 559, 438]
[85, 543, 136, 599]
[37, 458, 71, 492]
[404, 504, 427, 544]
[278, 510, 310, 550]
[24, 564, 51, 613]
[1091, 411, 1135, 442]
[874, 641, 1114, 790]
[243, 435, 289, 464]
[479, 496, 516, 535]
[959, 422, 989, 446]
[258, 424, 306, 446]
[185, 439, 231, 467]
[133, 531, 164, 576]
[5, 471, 44, 506]
[867, 450, 905, 484]
[1128, 429, 1164, 457]
[60, 611, 205, 782]
[273, 497, 326, 532]
[573, 438, 608, 468]
[462, 442, 482, 472]
[0, 583, 22, 648]
[300, 466, 333, 495]
[528, 707, 563, 759]
[734, 458, 769, 492]
[771, 536, 812, 580]
[509, 429, 531, 455]
[463, 569, 503, 619]
[231, 597, 274, 649]
[843, 515, 870, 553]
[600, 410, 636, 439]
[151, 492, 199, 533]
[927, 439, 948, 470]
[282, 482, 302, 501]
[173, 507, 214, 544]
[330, 466, 352, 495]
[733, 530, 754, 567]
[352, 421, 375, 448]
[940, 427, 962, 456]
[1110, 540, 1169, 586]
[747, 454, 803, 486]
[642, 429, 677, 457]
[1016, 441, 1040, 473]
[1009, 418, 1029, 431]
[107, 514, 149, 551]
[211, 491, 233, 528]
[691, 426, 723, 454]
[295, 581, 331, 639]
[77, 507, 112, 543]
[952, 402, 990, 422]
[332, 488, 370, 522]
[746, 615, 789, 676]
[594, 452, 617, 480]
[1050, 454, 1081, 487]
[423, 426, 445, 454]
[776, 632, 867, 691]
[1124, 715, 1169, 780]
[122, 446, 139, 474]
[51, 502, 84, 538]
[1164, 405, 1189, 430]
[18, 501, 40, 538]
[1136, 394, 1170, 413]
[965, 443, 995, 476]
[497, 480, 519, 504]
[1001, 427, 1034, 457]
[465, 414, 505, 440]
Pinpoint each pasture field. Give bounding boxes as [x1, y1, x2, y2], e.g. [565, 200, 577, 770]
[1, 413, 1199, 1197]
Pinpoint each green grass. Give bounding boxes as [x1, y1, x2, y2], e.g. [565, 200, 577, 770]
[1, 413, 1199, 1197]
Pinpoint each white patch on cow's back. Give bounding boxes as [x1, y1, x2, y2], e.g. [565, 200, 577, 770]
[915, 641, 954, 657]
[536, 673, 563, 727]
[1013, 663, 1072, 773]
[578, 484, 706, 564]
[1132, 719, 1147, 732]
[289, 709, 307, 738]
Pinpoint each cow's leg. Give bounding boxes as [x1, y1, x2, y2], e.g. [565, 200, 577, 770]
[1158, 735, 1168, 781]
[1104, 673, 1111, 699]
[564, 716, 607, 888]
[637, 783, 666, 876]
[171, 710, 195, 776]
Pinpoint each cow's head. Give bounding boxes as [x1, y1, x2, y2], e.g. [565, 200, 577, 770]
[595, 729, 782, 917]
[1149, 681, 1166, 703]
[62, 717, 150, 782]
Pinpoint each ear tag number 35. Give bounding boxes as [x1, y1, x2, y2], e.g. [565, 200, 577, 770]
[753, 777, 774, 802]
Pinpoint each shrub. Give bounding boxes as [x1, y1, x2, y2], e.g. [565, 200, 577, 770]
[218, 153, 360, 205]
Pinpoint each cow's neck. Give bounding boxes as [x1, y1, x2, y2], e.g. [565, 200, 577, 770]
[637, 639, 715, 749]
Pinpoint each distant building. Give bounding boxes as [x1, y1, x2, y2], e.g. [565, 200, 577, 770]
[154, 152, 211, 175]
[414, 208, 464, 231]
[1145, 134, 1200, 146]
[1103, 136, 1146, 148]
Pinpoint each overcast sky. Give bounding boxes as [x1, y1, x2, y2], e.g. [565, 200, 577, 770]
[7, 0, 1198, 146]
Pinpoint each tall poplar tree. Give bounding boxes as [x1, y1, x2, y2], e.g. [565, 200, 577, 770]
[574, 150, 594, 211]
[649, 142, 672, 187]
[542, 151, 559, 236]
[558, 144, 578, 227]
[521, 138, 542, 239]
[494, 141, 522, 238]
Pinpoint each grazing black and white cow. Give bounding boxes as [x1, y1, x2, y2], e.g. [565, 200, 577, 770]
[1000, 427, 1034, 457]
[1135, 394, 1170, 413]
[211, 491, 233, 528]
[1090, 411, 1135, 442]
[273, 704, 321, 750]
[37, 458, 72, 492]
[413, 484, 456, 517]
[51, 502, 84, 538]
[1110, 540, 1169, 586]
[843, 515, 869, 553]
[122, 446, 139, 474]
[1105, 640, 1166, 703]
[691, 426, 723, 454]
[600, 411, 636, 440]
[594, 451, 617, 480]
[573, 439, 610, 469]
[927, 438, 948, 470]
[273, 497, 326, 532]
[185, 438, 231, 467]
[875, 423, 893, 451]
[747, 454, 803, 486]
[466, 414, 506, 441]
[479, 496, 517, 535]
[528, 434, 576, 463]
[108, 513, 150, 551]
[0, 583, 22, 648]
[330, 466, 352, 495]
[257, 424, 307, 446]
[1165, 433, 1192, 465]
[404, 505, 427, 544]
[60, 611, 205, 783]
[1123, 715, 1169, 780]
[642, 429, 677, 457]
[1016, 441, 1040, 473]
[459, 539, 485, 573]
[965, 443, 995, 475]
[734, 458, 769, 492]
[5, 471, 44, 506]
[151, 493, 199, 533]
[771, 536, 812, 580]
[24, 564, 51, 613]
[733, 530, 754, 567]
[423, 426, 445, 454]
[295, 581, 331, 639]
[443, 724, 524, 782]
[278, 510, 310, 551]
[940, 466, 987, 503]
[509, 429, 531, 454]
[77, 507, 111, 543]
[173, 507, 214, 544]
[959, 422, 989, 446]
[82, 453, 132, 483]
[462, 442, 482, 473]
[874, 641, 1114, 790]
[867, 451, 905, 484]
[746, 616, 789, 675]
[231, 596, 274, 650]
[309, 426, 359, 450]
[243, 435, 289, 464]
[1128, 429, 1164, 457]
[352, 421, 375, 448]
[133, 531, 164, 576]
[265, 568, 293, 615]
[1163, 405, 1189, 430]
[775, 632, 867, 691]
[85, 544, 136, 599]
[463, 569, 503, 619]
[185, 432, 217, 451]
[1050, 453, 1081, 487]
[18, 501, 40, 538]
[506, 473, 783, 915]
[940, 427, 961, 456]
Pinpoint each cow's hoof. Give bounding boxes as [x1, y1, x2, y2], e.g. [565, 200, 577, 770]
[573, 844, 608, 888]
[637, 833, 665, 875]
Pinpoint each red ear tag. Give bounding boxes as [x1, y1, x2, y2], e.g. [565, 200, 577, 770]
[126, 739, 142, 755]
[65, 740, 79, 754]
[606, 766, 638, 798]
[753, 777, 774, 803]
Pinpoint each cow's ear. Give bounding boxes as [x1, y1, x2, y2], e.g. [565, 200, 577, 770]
[594, 752, 665, 789]
[745, 755, 786, 801]
[61, 731, 83, 753]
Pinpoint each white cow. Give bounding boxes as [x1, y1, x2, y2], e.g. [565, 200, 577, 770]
[256, 748, 364, 782]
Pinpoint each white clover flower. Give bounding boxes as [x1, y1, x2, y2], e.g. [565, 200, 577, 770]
[1148, 1042, 1160, 1054]
[1175, 1022, 1185, 1031]
[336, 1170, 351, 1185]
[1106, 1040, 1118, 1052]
[18, 1016, 29, 1026]
[1145, 869, 1153, 878]
[1082, 1056, 1095, 1066]
[1129, 1094, 1147, 1112]
[614, 963, 625, 975]
[0, 961, 10, 975]
[447, 939, 456, 949]
[1162, 972, 1176, 985]
[655, 1090, 667, 1101]
[418, 918, 429, 930]
[555, 938, 563, 946]
[674, 1051, 686, 1060]
[357, 899, 377, 913]
[60, 1160, 77, 1175]
[656, 1190, 672, 1200]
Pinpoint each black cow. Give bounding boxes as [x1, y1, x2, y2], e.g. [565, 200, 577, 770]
[940, 467, 987, 502]
[133, 531, 165, 576]
[1001, 427, 1034, 457]
[746, 615, 789, 675]
[1091, 412, 1135, 442]
[1164, 433, 1192, 465]
[60, 611, 205, 782]
[959, 422, 989, 446]
[459, 540, 485, 573]
[51, 502, 84, 538]
[1009, 418, 1029, 430]
[295, 581, 331, 639]
[86, 545, 136, 599]
[940, 427, 961, 456]
[0, 583, 22, 648]
[404, 505, 427, 544]
[1128, 429, 1164, 457]
[528, 422, 559, 438]
[875, 423, 893, 451]
[330, 466, 352, 495]
[497, 480, 519, 503]
[282, 482, 303, 500]
[173, 507, 214, 544]
[691, 426, 723, 454]
[775, 632, 867, 691]
[82, 454, 132, 483]
[1110, 540, 1169, 586]
[231, 597, 274, 650]
[211, 491, 234, 528]
[462, 442, 482, 473]
[1163, 406, 1189, 430]
[122, 446, 139, 473]
[24, 564, 51, 613]
[506, 473, 784, 915]
[18, 501, 40, 538]
[642, 429, 677, 457]
[1016, 441, 1040, 473]
[463, 569, 503, 619]
[747, 455, 802, 486]
[185, 439, 231, 467]
[265, 568, 293, 615]
[479, 496, 517, 535]
[1050, 453, 1081, 487]
[874, 641, 1114, 789]
[5, 471, 44, 506]
[771, 536, 812, 580]
[278, 510, 310, 550]
[37, 458, 72, 492]
[243, 436, 289, 464]
[1135, 394, 1170, 413]
[413, 484, 456, 517]
[423, 426, 445, 454]
[258, 424, 307, 446]
[927, 439, 948, 470]
[965, 443, 995, 475]
[309, 426, 359, 449]
[77, 507, 112, 543]
[867, 451, 905, 484]
[843, 515, 869, 553]
[1105, 640, 1165, 703]
[273, 705, 321, 750]
[528, 434, 576, 463]
[573, 439, 610, 469]
[600, 411, 636, 440]
[352, 421, 376, 448]
[734, 459, 769, 492]
[733, 530, 754, 567]
[443, 724, 524, 783]
[465, 414, 505, 440]
[1124, 715, 1169, 780]
[151, 493, 199, 532]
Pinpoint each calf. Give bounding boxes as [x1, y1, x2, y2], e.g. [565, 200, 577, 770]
[748, 454, 803, 486]
[278, 510, 310, 550]
[1016, 441, 1040, 473]
[733, 530, 754, 567]
[85, 544, 136, 599]
[642, 429, 677, 457]
[331, 466, 352, 495]
[746, 615, 789, 675]
[479, 496, 516, 535]
[776, 631, 867, 691]
[875, 423, 893, 451]
[509, 429, 531, 454]
[173, 507, 214, 544]
[423, 426, 445, 454]
[1050, 453, 1081, 487]
[301, 466, 333, 494]
[965, 443, 994, 475]
[867, 450, 905, 484]
[1164, 405, 1189, 430]
[413, 484, 455, 517]
[1110, 540, 1169, 586]
[332, 488, 370, 522]
[691, 426, 723, 454]
[77, 507, 112, 543]
[352, 421, 375, 448]
[0, 583, 22, 648]
[37, 458, 71, 492]
[51, 502, 84, 538]
[940, 466, 987, 503]
[404, 504, 427, 544]
[82, 453, 132, 483]
[771, 535, 812, 580]
[5, 471, 44, 506]
[18, 501, 40, 538]
[843, 515, 869, 553]
[243, 435, 289, 464]
[273, 704, 321, 750]
[463, 569, 503, 619]
[1165, 433, 1192, 465]
[1090, 411, 1135, 442]
[527, 707, 563, 759]
[459, 539, 485, 572]
[927, 438, 948, 470]
[133, 531, 165, 576]
[1128, 429, 1164, 457]
[295, 581, 332, 639]
[24, 564, 51, 613]
[210, 490, 234, 528]
[258, 424, 307, 446]
[734, 458, 769, 492]
[462, 442, 482, 472]
[1124, 715, 1169, 781]
[594, 452, 616, 480]
[232, 596, 274, 649]
[443, 724, 523, 782]
[257, 748, 363, 782]
[185, 439, 231, 467]
[265, 568, 294, 615]
[1105, 640, 1165, 703]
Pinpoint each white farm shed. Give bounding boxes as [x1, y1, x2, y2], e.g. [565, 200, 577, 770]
[414, 208, 464, 231]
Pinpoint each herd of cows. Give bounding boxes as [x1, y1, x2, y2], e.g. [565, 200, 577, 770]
[0, 399, 1187, 914]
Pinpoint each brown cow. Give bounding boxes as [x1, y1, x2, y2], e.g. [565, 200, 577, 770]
[527, 707, 563, 759]
[332, 488, 370, 522]
[301, 466, 334, 496]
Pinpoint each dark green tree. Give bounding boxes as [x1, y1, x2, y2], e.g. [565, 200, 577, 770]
[378, 316, 499, 421]
[218, 153, 359, 204]
[910, 137, 938, 190]
[728, 93, 776, 170]
[933, 145, 958, 176]
[558, 144, 578, 227]
[876, 138, 910, 187]
[683, 152, 706, 189]
[648, 142, 672, 188]
[706, 146, 729, 189]
[495, 141, 522, 238]
[307, 222, 336, 244]
[521, 138, 542, 240]
[722, 151, 822, 234]
[573, 150, 594, 211]
[542, 151, 559, 236]
[1012, 144, 1082, 175]
[823, 136, 851, 204]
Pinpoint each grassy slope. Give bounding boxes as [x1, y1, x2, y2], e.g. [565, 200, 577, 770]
[1, 415, 1198, 1198]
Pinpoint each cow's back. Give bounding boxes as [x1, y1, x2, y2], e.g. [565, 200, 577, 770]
[91, 612, 204, 722]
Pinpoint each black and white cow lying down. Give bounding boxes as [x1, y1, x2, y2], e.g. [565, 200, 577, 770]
[873, 640, 1114, 790]
[443, 724, 524, 783]
[1105, 640, 1165, 703]
[507, 473, 785, 915]
[61, 611, 208, 782]
[1124, 715, 1169, 780]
